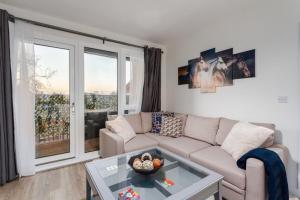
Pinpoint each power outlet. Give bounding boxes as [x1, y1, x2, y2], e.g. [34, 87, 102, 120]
[277, 96, 288, 104]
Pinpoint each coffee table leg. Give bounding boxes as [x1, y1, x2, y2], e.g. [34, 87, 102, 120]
[214, 191, 220, 200]
[214, 181, 222, 200]
[86, 179, 92, 200]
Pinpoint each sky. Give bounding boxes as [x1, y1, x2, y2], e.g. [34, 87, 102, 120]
[34, 44, 124, 95]
[84, 53, 117, 94]
[35, 44, 70, 94]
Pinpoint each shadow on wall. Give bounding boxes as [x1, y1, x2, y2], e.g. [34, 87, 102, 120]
[275, 130, 299, 196]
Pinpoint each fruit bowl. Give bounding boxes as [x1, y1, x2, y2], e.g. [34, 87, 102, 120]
[128, 152, 164, 175]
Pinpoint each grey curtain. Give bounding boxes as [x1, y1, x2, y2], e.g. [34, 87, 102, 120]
[141, 47, 162, 112]
[0, 9, 18, 185]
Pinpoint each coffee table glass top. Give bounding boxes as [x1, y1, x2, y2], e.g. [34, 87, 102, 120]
[88, 148, 222, 200]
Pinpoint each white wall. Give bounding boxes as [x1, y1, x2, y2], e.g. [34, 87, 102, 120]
[166, 0, 300, 196]
[0, 2, 167, 110]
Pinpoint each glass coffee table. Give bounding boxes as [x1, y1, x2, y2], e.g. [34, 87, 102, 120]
[85, 147, 223, 200]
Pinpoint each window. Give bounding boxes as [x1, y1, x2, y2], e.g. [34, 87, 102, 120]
[84, 48, 118, 153]
[122, 56, 144, 115]
[34, 43, 73, 159]
[124, 57, 133, 114]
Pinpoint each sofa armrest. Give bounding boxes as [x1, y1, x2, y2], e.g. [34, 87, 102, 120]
[267, 144, 288, 168]
[245, 158, 265, 200]
[245, 144, 288, 200]
[100, 128, 124, 158]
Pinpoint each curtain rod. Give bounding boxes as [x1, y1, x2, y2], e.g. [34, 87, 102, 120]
[8, 14, 163, 53]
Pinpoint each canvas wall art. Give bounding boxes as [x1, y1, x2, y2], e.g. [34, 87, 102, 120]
[178, 66, 189, 85]
[232, 49, 255, 79]
[188, 58, 201, 88]
[199, 48, 217, 93]
[177, 47, 255, 93]
[215, 48, 234, 86]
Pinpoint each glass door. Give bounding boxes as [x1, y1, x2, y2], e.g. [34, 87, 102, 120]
[34, 40, 75, 164]
[84, 48, 118, 153]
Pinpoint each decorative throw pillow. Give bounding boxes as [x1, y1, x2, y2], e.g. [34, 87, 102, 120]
[160, 116, 183, 138]
[106, 116, 136, 143]
[151, 112, 174, 134]
[221, 121, 274, 160]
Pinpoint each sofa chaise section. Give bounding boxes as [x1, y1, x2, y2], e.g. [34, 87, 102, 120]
[190, 146, 246, 200]
[189, 145, 287, 200]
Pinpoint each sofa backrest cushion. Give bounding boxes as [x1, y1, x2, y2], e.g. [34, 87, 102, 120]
[124, 113, 143, 134]
[221, 121, 274, 160]
[184, 115, 220, 145]
[216, 117, 275, 147]
[174, 113, 188, 130]
[141, 112, 152, 133]
[106, 116, 136, 143]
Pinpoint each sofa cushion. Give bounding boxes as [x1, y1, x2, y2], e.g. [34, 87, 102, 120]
[160, 116, 183, 138]
[124, 113, 143, 133]
[221, 122, 274, 160]
[151, 112, 175, 133]
[151, 112, 164, 133]
[124, 134, 158, 153]
[159, 136, 211, 158]
[106, 116, 136, 143]
[190, 146, 246, 190]
[216, 117, 275, 147]
[184, 115, 220, 144]
[174, 113, 188, 130]
[141, 112, 152, 133]
[144, 133, 173, 142]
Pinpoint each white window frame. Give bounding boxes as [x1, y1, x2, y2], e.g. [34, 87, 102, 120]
[33, 38, 76, 165]
[78, 41, 121, 157]
[120, 49, 144, 115]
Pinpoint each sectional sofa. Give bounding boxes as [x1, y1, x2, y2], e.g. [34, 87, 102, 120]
[100, 112, 288, 200]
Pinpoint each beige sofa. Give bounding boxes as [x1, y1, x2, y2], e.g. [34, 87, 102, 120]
[100, 112, 288, 200]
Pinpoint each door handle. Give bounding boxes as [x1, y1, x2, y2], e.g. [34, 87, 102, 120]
[71, 102, 75, 113]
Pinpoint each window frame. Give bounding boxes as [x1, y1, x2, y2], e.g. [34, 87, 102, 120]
[121, 50, 144, 115]
[33, 38, 76, 165]
[78, 41, 122, 156]
[83, 46, 119, 153]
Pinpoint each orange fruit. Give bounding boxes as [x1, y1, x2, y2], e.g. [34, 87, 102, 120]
[153, 159, 161, 169]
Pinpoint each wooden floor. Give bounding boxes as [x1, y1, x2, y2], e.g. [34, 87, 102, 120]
[0, 163, 298, 200]
[0, 164, 86, 200]
[36, 138, 99, 158]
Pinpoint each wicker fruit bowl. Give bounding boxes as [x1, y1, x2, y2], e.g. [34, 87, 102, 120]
[128, 152, 164, 175]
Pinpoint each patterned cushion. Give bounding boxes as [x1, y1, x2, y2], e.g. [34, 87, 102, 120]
[151, 112, 174, 134]
[160, 116, 183, 138]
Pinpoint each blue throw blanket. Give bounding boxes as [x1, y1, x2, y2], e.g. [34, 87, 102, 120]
[237, 148, 289, 200]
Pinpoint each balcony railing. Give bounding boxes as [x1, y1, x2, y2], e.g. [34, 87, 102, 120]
[35, 93, 117, 145]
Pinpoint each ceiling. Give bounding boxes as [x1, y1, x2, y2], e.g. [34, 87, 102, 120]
[0, 0, 258, 44]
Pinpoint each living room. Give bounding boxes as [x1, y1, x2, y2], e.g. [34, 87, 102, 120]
[0, 0, 299, 200]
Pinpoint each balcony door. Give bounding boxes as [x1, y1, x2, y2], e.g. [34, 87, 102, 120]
[34, 39, 75, 164]
[83, 47, 118, 153]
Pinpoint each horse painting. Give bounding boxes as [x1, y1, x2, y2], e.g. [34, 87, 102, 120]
[198, 48, 237, 92]
[179, 48, 255, 93]
[232, 49, 255, 79]
[178, 66, 189, 85]
[188, 58, 202, 88]
[213, 48, 235, 86]
[199, 57, 217, 93]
